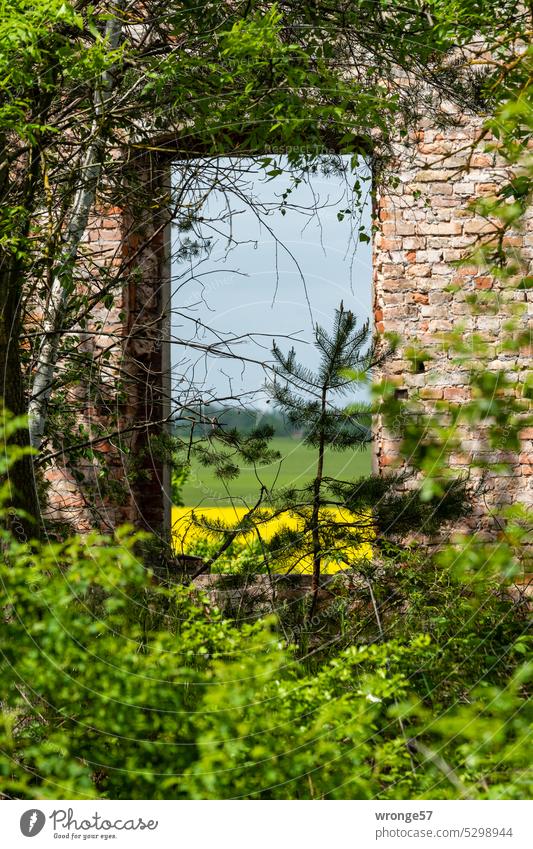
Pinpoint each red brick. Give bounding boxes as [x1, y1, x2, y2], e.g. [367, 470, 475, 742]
[470, 154, 493, 167]
[475, 182, 499, 195]
[380, 237, 402, 250]
[406, 264, 431, 277]
[443, 387, 470, 401]
[455, 265, 481, 277]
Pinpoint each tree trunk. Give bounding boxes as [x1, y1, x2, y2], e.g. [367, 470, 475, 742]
[28, 9, 123, 450]
[310, 383, 328, 612]
[0, 127, 41, 536]
[0, 259, 41, 538]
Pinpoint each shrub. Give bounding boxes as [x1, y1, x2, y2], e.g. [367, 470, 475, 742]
[0, 410, 530, 799]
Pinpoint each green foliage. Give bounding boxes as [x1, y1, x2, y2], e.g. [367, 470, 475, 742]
[171, 458, 190, 508]
[0, 0, 119, 256]
[181, 424, 281, 493]
[0, 412, 530, 800]
[1, 0, 532, 805]
[173, 405, 292, 438]
[180, 534, 266, 577]
[0, 536, 530, 799]
[365, 543, 529, 705]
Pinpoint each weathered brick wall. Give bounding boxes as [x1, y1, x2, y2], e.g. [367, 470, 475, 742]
[44, 156, 171, 539]
[373, 115, 532, 536]
[43, 203, 127, 533]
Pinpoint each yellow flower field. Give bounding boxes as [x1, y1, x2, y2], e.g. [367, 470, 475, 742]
[171, 505, 372, 573]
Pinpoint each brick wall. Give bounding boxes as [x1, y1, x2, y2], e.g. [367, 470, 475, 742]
[43, 202, 127, 533]
[373, 115, 532, 536]
[44, 155, 172, 539]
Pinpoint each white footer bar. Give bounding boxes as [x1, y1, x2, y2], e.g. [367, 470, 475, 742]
[3, 799, 531, 849]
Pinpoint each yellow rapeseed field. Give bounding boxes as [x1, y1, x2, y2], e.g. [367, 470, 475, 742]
[171, 505, 372, 573]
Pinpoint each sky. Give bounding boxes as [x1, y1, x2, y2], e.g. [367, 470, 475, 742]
[170, 157, 372, 410]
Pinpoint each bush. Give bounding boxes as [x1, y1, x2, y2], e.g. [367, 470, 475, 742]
[0, 526, 530, 799]
[0, 410, 530, 799]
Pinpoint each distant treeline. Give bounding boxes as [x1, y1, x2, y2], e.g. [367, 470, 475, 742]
[173, 405, 296, 437]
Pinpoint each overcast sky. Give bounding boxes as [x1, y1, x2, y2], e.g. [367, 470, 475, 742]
[171, 157, 372, 409]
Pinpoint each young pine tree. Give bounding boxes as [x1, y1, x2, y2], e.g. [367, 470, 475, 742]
[267, 302, 375, 600]
[190, 304, 470, 602]
[265, 303, 470, 607]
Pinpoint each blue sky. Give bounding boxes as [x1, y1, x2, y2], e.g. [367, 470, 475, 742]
[171, 157, 372, 408]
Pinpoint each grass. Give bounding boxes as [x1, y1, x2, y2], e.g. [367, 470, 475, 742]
[180, 436, 372, 507]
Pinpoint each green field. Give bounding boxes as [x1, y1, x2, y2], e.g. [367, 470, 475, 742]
[180, 437, 372, 506]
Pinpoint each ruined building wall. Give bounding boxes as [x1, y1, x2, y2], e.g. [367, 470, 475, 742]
[45, 119, 532, 542]
[373, 115, 532, 536]
[44, 156, 171, 538]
